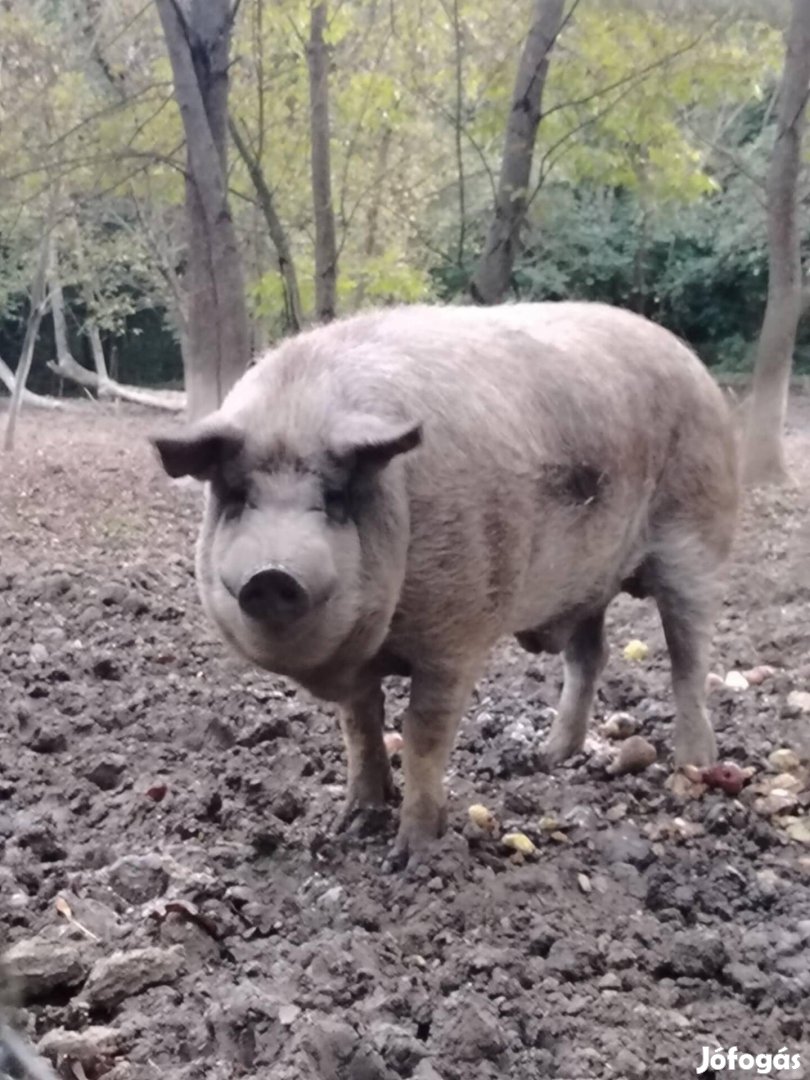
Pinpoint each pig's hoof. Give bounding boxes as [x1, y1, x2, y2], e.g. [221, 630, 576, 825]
[383, 801, 446, 872]
[540, 728, 585, 769]
[336, 803, 393, 838]
[674, 729, 717, 769]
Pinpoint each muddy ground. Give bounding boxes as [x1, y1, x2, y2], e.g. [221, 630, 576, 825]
[1, 398, 809, 1080]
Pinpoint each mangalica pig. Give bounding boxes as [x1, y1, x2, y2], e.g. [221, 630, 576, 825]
[152, 302, 739, 865]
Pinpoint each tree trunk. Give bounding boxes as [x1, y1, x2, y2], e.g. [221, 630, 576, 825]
[3, 232, 52, 452]
[743, 0, 810, 484]
[469, 0, 567, 305]
[0, 357, 63, 410]
[88, 323, 110, 380]
[155, 0, 252, 421]
[47, 356, 187, 412]
[307, 2, 338, 322]
[229, 117, 304, 332]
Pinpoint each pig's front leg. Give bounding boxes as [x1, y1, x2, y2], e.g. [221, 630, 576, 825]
[336, 682, 396, 833]
[387, 666, 476, 869]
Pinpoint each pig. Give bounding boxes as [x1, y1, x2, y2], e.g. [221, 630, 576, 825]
[152, 301, 739, 866]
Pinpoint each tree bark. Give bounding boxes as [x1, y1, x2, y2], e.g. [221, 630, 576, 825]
[3, 231, 52, 451]
[469, 0, 567, 305]
[156, 0, 252, 421]
[743, 0, 810, 484]
[307, 2, 338, 322]
[229, 117, 304, 332]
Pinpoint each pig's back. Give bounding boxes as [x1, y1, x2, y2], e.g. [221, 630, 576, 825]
[328, 301, 727, 476]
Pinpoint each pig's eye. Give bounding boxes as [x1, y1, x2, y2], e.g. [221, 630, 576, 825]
[323, 487, 350, 524]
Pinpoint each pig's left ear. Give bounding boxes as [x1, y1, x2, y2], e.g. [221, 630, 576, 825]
[150, 419, 243, 480]
[331, 414, 423, 468]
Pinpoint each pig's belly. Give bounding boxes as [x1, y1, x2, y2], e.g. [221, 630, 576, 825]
[507, 530, 646, 645]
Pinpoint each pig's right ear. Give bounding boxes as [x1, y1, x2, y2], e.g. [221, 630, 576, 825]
[150, 421, 243, 481]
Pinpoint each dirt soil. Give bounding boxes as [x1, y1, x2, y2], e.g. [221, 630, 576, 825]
[1, 399, 810, 1080]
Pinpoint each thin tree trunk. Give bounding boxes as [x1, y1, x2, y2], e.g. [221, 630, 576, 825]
[353, 126, 393, 307]
[156, 0, 252, 421]
[743, 0, 810, 484]
[469, 0, 567, 305]
[229, 117, 304, 332]
[3, 230, 52, 451]
[307, 1, 338, 322]
[88, 323, 109, 380]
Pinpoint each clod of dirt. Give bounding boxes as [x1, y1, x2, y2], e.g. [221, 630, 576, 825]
[659, 930, 728, 981]
[607, 735, 657, 776]
[38, 1025, 126, 1070]
[82, 945, 186, 1010]
[84, 755, 127, 791]
[107, 854, 170, 905]
[91, 656, 122, 681]
[3, 936, 90, 1001]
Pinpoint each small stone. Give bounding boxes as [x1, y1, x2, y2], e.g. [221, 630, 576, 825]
[786, 818, 810, 845]
[769, 748, 801, 772]
[3, 937, 90, 1001]
[468, 803, 496, 832]
[705, 672, 725, 693]
[607, 736, 657, 776]
[384, 731, 404, 756]
[723, 671, 749, 691]
[577, 873, 591, 894]
[598, 972, 621, 990]
[601, 712, 638, 740]
[29, 643, 49, 664]
[279, 1003, 300, 1026]
[742, 665, 775, 686]
[82, 945, 185, 1009]
[754, 790, 799, 817]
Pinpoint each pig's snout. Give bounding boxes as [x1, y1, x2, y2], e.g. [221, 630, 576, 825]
[237, 567, 315, 626]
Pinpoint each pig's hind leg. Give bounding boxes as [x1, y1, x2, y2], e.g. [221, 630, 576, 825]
[336, 682, 397, 834]
[541, 609, 609, 766]
[649, 532, 720, 768]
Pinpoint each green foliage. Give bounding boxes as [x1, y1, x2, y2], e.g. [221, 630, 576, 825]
[0, 0, 804, 387]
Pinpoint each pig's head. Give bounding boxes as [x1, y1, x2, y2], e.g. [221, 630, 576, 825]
[151, 407, 421, 684]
